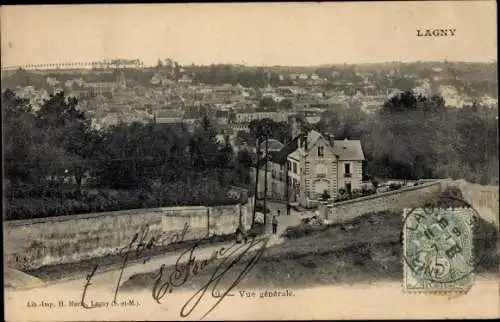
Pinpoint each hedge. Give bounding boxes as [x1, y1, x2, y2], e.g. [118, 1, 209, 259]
[5, 183, 242, 221]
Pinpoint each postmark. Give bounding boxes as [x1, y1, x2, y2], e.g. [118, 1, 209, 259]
[402, 207, 476, 293]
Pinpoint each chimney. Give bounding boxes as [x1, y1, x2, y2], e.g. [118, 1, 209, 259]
[327, 133, 335, 146]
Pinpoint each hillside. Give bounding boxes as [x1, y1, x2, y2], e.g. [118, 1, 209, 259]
[121, 199, 499, 291]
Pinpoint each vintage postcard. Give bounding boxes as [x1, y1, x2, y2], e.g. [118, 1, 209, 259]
[2, 2, 499, 321]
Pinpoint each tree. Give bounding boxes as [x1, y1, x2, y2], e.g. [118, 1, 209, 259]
[94, 122, 151, 189]
[259, 96, 276, 108]
[278, 98, 293, 110]
[2, 89, 39, 184]
[249, 118, 287, 144]
[234, 150, 253, 184]
[36, 92, 95, 189]
[235, 130, 251, 146]
[190, 116, 222, 171]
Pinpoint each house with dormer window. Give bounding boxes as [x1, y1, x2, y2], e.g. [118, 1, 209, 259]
[286, 130, 360, 207]
[251, 128, 365, 208]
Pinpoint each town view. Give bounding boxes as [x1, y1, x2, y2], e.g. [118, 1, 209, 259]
[3, 59, 498, 220]
[3, 3, 499, 321]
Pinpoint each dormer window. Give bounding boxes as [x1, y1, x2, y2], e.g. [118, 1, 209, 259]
[318, 146, 324, 157]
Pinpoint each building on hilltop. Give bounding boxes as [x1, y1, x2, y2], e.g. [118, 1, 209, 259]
[82, 81, 116, 97]
[178, 74, 193, 85]
[155, 109, 184, 124]
[251, 128, 365, 208]
[235, 108, 288, 123]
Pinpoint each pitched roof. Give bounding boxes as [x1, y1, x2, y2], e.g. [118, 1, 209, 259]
[270, 137, 298, 164]
[288, 150, 300, 161]
[157, 109, 183, 118]
[306, 130, 323, 147]
[253, 137, 299, 167]
[259, 139, 284, 151]
[333, 139, 365, 161]
[215, 110, 229, 117]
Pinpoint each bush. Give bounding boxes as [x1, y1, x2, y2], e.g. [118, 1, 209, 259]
[389, 183, 403, 191]
[334, 185, 376, 203]
[281, 223, 326, 239]
[361, 185, 376, 196]
[351, 188, 363, 199]
[5, 182, 242, 220]
[320, 190, 331, 201]
[334, 194, 351, 203]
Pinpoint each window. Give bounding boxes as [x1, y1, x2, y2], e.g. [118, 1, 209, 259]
[287, 161, 291, 171]
[318, 146, 324, 157]
[345, 163, 351, 174]
[292, 162, 297, 174]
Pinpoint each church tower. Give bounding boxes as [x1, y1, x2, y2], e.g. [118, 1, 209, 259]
[117, 70, 127, 89]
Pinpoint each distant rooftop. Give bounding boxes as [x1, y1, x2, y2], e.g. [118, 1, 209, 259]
[259, 138, 285, 151]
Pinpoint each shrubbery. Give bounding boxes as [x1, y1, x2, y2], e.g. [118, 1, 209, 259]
[3, 91, 251, 221]
[5, 183, 240, 221]
[333, 185, 377, 203]
[389, 182, 403, 191]
[281, 222, 328, 239]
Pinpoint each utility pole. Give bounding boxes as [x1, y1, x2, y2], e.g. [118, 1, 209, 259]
[285, 159, 290, 216]
[263, 138, 269, 232]
[252, 138, 260, 227]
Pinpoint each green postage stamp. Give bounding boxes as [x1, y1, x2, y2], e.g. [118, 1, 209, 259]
[402, 207, 476, 293]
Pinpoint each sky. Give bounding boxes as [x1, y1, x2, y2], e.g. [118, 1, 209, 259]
[1, 2, 497, 68]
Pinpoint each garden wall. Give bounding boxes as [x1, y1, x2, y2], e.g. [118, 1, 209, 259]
[324, 181, 445, 224]
[4, 204, 250, 271]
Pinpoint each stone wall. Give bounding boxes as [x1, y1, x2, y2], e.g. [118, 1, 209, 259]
[324, 181, 444, 224]
[447, 179, 499, 228]
[4, 204, 250, 271]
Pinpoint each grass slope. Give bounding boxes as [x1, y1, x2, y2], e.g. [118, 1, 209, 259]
[121, 210, 499, 291]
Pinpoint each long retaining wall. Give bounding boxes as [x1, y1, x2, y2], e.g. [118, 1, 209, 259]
[324, 181, 445, 224]
[4, 204, 251, 271]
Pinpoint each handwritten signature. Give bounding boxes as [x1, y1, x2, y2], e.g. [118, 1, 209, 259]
[81, 222, 190, 308]
[152, 235, 270, 319]
[80, 223, 270, 320]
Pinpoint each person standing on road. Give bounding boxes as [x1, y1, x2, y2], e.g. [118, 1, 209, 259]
[272, 215, 278, 234]
[277, 209, 281, 217]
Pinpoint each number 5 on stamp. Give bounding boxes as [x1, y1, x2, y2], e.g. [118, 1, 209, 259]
[402, 207, 475, 293]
